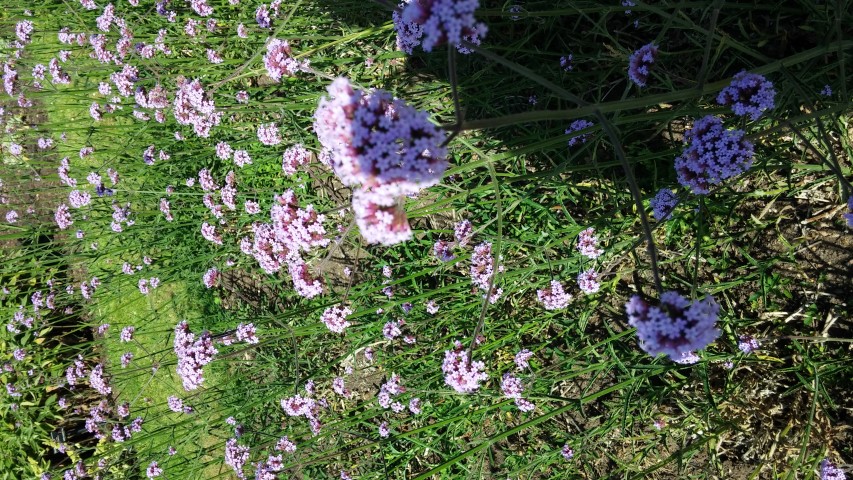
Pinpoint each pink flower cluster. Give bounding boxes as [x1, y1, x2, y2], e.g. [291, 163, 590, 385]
[174, 320, 218, 390]
[470, 242, 503, 303]
[577, 227, 603, 259]
[321, 305, 352, 333]
[442, 341, 488, 393]
[225, 438, 250, 479]
[537, 280, 572, 310]
[245, 190, 328, 297]
[282, 144, 313, 175]
[627, 43, 658, 87]
[235, 323, 259, 344]
[173, 77, 221, 137]
[314, 77, 448, 245]
[501, 373, 535, 412]
[263, 39, 310, 80]
[280, 393, 323, 435]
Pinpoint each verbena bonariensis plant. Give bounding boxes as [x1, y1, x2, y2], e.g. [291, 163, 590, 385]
[0, 0, 851, 479]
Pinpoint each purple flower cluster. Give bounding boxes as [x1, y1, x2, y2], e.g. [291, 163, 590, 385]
[470, 242, 503, 303]
[275, 436, 296, 453]
[377, 373, 407, 411]
[203, 267, 219, 288]
[236, 323, 259, 344]
[314, 77, 448, 244]
[625, 291, 721, 361]
[820, 459, 846, 480]
[565, 119, 595, 147]
[257, 122, 281, 146]
[442, 340, 488, 393]
[120, 326, 135, 342]
[89, 364, 111, 396]
[282, 144, 313, 175]
[245, 190, 328, 296]
[577, 227, 603, 259]
[454, 219, 473, 246]
[393, 0, 487, 54]
[500, 373, 535, 412]
[225, 438, 250, 479]
[628, 43, 658, 87]
[844, 195, 853, 228]
[650, 188, 677, 221]
[716, 71, 775, 121]
[351, 190, 412, 245]
[674, 115, 754, 194]
[146, 462, 163, 479]
[321, 305, 352, 333]
[120, 352, 133, 368]
[55, 204, 73, 230]
[537, 280, 572, 310]
[173, 77, 221, 137]
[514, 349, 533, 370]
[576, 268, 600, 294]
[174, 321, 218, 390]
[315, 77, 447, 193]
[263, 39, 310, 80]
[737, 334, 759, 354]
[280, 393, 323, 435]
[167, 395, 183, 412]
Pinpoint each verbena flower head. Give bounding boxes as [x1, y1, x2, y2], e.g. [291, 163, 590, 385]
[674, 115, 754, 195]
[577, 268, 600, 294]
[174, 321, 218, 390]
[577, 227, 603, 259]
[264, 39, 309, 80]
[442, 341, 488, 393]
[844, 195, 853, 228]
[321, 305, 352, 333]
[146, 461, 163, 478]
[561, 444, 574, 460]
[282, 144, 313, 175]
[514, 349, 533, 369]
[173, 78, 220, 137]
[537, 280, 572, 310]
[314, 77, 448, 196]
[651, 188, 678, 221]
[393, 0, 487, 54]
[257, 122, 281, 145]
[716, 71, 775, 121]
[820, 459, 846, 480]
[737, 335, 759, 354]
[454, 219, 473, 246]
[625, 291, 721, 361]
[500, 373, 524, 399]
[565, 119, 595, 147]
[351, 189, 413, 245]
[628, 43, 658, 87]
